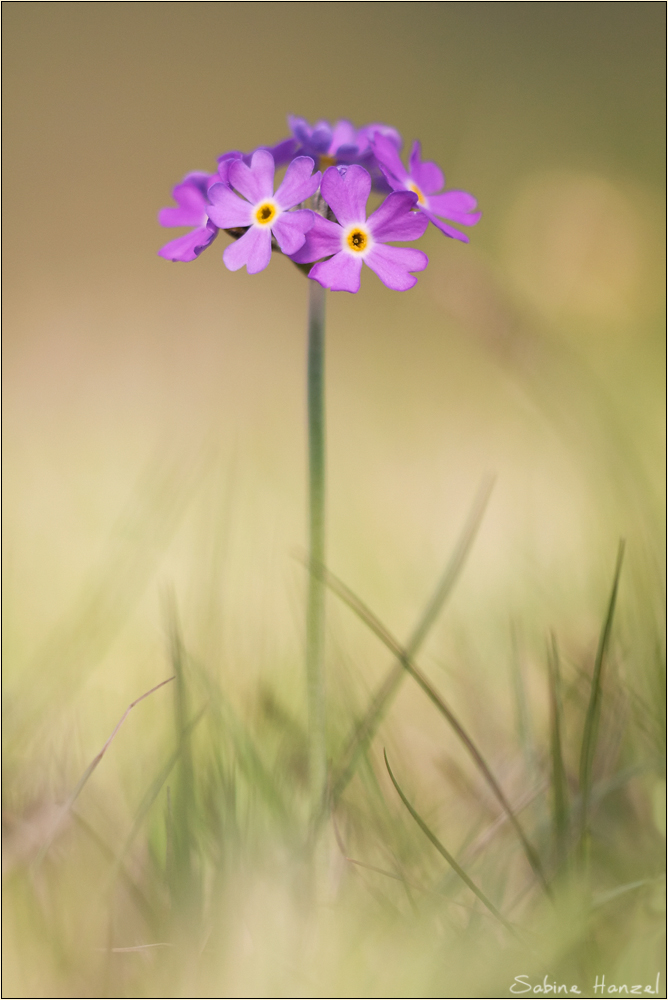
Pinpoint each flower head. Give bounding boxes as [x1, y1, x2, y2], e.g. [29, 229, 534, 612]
[157, 171, 218, 261]
[207, 149, 321, 274]
[370, 134, 481, 242]
[291, 165, 428, 293]
[158, 117, 480, 283]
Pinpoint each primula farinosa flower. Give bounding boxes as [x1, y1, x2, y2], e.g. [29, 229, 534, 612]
[291, 165, 428, 293]
[207, 149, 321, 274]
[289, 115, 401, 168]
[370, 133, 481, 243]
[158, 171, 218, 261]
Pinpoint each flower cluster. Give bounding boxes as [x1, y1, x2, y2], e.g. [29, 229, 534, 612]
[158, 116, 481, 293]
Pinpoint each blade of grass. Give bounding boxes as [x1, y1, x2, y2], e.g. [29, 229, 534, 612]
[510, 621, 534, 776]
[98, 943, 174, 953]
[331, 811, 420, 894]
[592, 876, 663, 908]
[327, 475, 495, 804]
[547, 632, 570, 866]
[578, 540, 625, 863]
[460, 779, 549, 867]
[384, 750, 514, 932]
[397, 475, 496, 655]
[33, 675, 175, 867]
[105, 707, 206, 895]
[316, 561, 551, 895]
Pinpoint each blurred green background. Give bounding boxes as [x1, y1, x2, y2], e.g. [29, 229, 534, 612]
[3, 4, 665, 997]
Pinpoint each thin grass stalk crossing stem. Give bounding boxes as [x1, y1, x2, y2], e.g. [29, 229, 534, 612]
[306, 280, 327, 818]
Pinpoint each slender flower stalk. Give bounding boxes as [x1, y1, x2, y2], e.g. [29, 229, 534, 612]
[305, 280, 327, 817]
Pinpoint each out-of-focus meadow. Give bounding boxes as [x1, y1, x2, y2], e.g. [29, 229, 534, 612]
[3, 4, 665, 997]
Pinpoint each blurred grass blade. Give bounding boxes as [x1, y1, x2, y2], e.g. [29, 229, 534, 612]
[510, 622, 534, 775]
[547, 632, 569, 865]
[461, 779, 548, 867]
[331, 812, 418, 892]
[106, 708, 206, 894]
[318, 562, 550, 895]
[401, 475, 495, 655]
[384, 750, 514, 931]
[34, 675, 175, 865]
[592, 876, 662, 908]
[330, 475, 494, 803]
[578, 541, 625, 856]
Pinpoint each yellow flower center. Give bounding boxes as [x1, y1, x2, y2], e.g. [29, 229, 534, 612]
[319, 155, 337, 170]
[347, 228, 368, 253]
[407, 181, 426, 205]
[255, 201, 277, 225]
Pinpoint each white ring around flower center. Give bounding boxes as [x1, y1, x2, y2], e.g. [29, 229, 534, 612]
[342, 223, 373, 257]
[253, 199, 280, 226]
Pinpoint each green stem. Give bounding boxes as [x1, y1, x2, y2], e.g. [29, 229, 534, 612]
[306, 279, 327, 818]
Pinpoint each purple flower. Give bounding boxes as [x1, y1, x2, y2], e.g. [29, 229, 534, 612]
[370, 134, 481, 243]
[158, 171, 218, 262]
[291, 165, 428, 293]
[288, 116, 401, 168]
[207, 149, 321, 274]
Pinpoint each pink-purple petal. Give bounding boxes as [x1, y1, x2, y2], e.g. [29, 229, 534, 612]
[271, 210, 314, 255]
[287, 115, 312, 145]
[320, 165, 371, 226]
[223, 226, 273, 273]
[229, 149, 275, 203]
[158, 180, 208, 228]
[290, 214, 342, 263]
[367, 191, 428, 242]
[329, 119, 358, 155]
[427, 190, 481, 221]
[408, 141, 445, 195]
[362, 122, 403, 151]
[258, 137, 298, 167]
[411, 161, 445, 196]
[309, 252, 363, 293]
[332, 144, 360, 163]
[364, 243, 428, 290]
[207, 184, 253, 228]
[288, 115, 333, 155]
[215, 152, 244, 185]
[370, 133, 409, 185]
[274, 156, 321, 210]
[158, 205, 203, 228]
[158, 223, 218, 262]
[377, 163, 405, 193]
[184, 171, 213, 196]
[422, 209, 470, 243]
